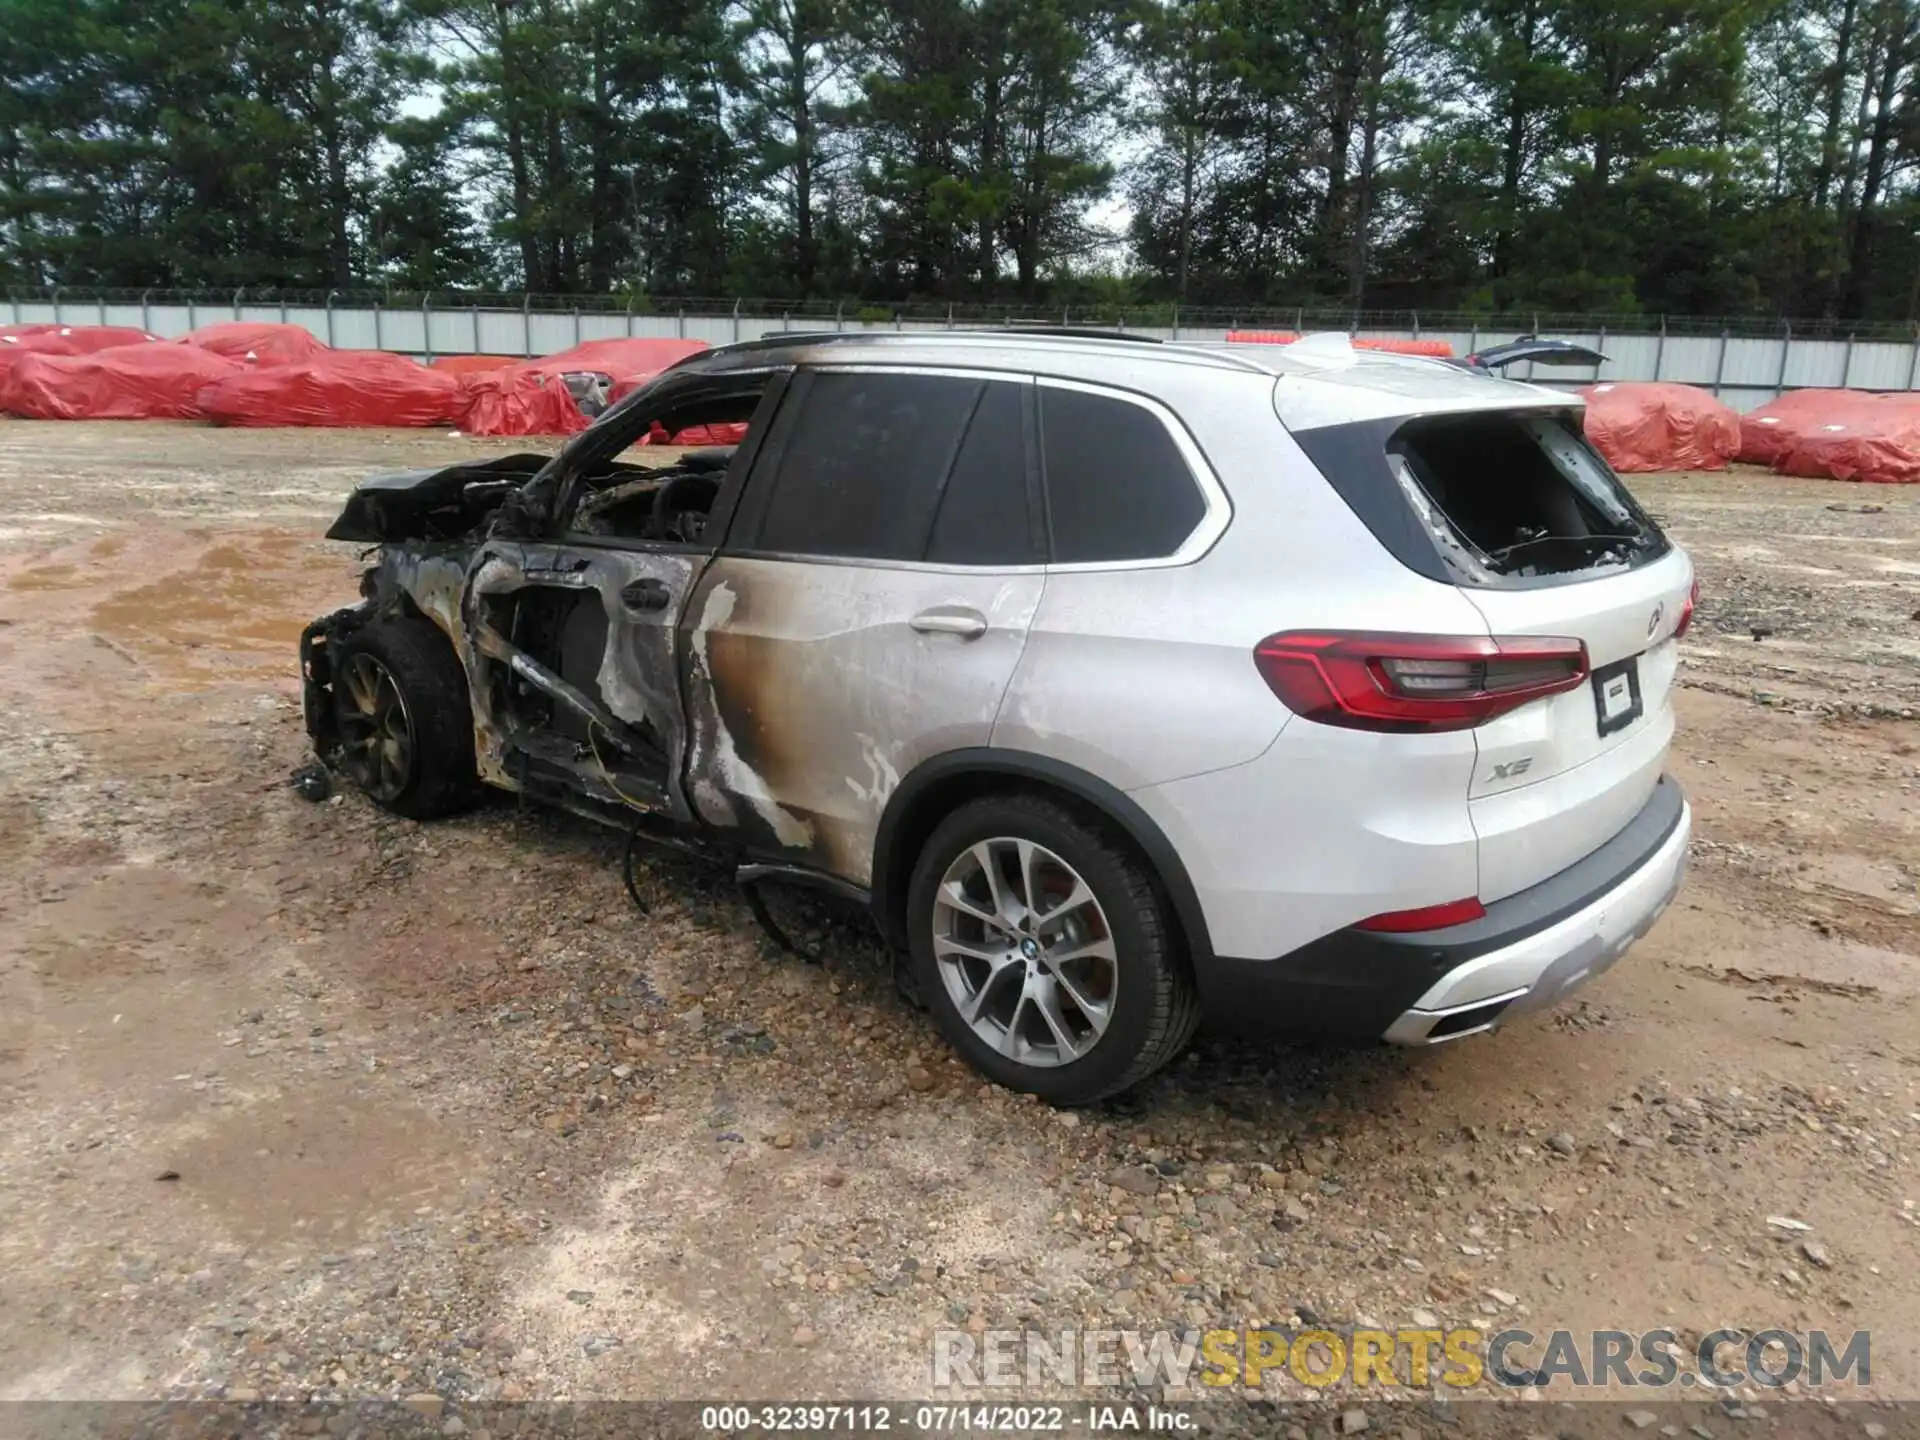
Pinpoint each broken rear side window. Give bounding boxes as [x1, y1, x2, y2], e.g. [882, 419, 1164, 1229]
[1295, 410, 1668, 589]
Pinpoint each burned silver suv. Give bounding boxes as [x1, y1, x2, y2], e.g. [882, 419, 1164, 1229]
[303, 330, 1691, 1104]
[303, 331, 1237, 1102]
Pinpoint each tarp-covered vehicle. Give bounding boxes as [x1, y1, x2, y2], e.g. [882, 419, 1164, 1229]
[1741, 389, 1920, 483]
[198, 350, 463, 427]
[0, 324, 163, 397]
[454, 368, 593, 437]
[180, 321, 330, 366]
[3, 342, 241, 420]
[1578, 382, 1742, 472]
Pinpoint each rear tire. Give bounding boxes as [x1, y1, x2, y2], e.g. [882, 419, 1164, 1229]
[906, 793, 1199, 1105]
[329, 617, 483, 820]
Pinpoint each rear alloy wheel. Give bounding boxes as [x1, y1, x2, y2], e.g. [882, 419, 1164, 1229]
[327, 617, 483, 820]
[907, 794, 1199, 1105]
[932, 837, 1118, 1066]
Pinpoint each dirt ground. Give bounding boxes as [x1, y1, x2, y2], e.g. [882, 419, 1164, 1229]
[0, 422, 1915, 1422]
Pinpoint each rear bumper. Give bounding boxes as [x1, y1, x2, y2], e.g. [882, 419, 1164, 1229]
[1194, 775, 1689, 1041]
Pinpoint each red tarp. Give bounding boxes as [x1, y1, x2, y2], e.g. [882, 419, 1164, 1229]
[1225, 331, 1456, 357]
[1578, 382, 1742, 472]
[463, 338, 711, 429]
[430, 354, 521, 375]
[197, 350, 461, 428]
[632, 420, 751, 446]
[607, 372, 650, 404]
[0, 324, 162, 392]
[0, 323, 159, 354]
[1736, 389, 1920, 484]
[180, 321, 330, 367]
[514, 337, 709, 382]
[668, 421, 750, 446]
[1772, 395, 1920, 484]
[2, 343, 241, 420]
[455, 368, 591, 437]
[1736, 390, 1874, 467]
[1354, 337, 1455, 357]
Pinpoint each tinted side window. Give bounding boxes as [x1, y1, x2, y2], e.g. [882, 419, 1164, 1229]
[926, 381, 1042, 566]
[752, 372, 981, 560]
[1039, 386, 1206, 563]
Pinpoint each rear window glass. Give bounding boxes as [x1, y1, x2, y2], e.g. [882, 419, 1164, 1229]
[1385, 413, 1665, 585]
[1039, 386, 1206, 563]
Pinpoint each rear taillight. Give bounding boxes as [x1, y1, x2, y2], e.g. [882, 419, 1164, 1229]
[1253, 631, 1589, 733]
[1673, 578, 1699, 640]
[1356, 897, 1487, 932]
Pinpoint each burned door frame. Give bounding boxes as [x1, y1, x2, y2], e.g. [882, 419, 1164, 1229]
[457, 370, 792, 824]
[540, 367, 792, 541]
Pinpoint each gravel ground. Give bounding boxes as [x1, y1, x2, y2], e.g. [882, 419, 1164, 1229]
[0, 422, 1915, 1429]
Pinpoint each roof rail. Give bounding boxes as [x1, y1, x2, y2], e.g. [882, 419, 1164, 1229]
[998, 326, 1163, 343]
[695, 327, 1282, 377]
[713, 327, 1172, 355]
[712, 331, 863, 354]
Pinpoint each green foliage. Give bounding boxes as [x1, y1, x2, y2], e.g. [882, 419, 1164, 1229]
[1, 0, 422, 289]
[371, 115, 493, 289]
[1, 0, 1915, 318]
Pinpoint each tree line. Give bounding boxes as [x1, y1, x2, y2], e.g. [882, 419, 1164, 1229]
[1, 0, 1915, 321]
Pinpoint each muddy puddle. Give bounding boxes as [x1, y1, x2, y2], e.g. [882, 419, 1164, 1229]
[1, 526, 360, 689]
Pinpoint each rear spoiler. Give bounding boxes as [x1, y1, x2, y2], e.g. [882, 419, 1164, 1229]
[1456, 337, 1607, 372]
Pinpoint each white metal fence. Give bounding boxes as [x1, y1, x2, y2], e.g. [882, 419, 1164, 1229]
[10, 293, 1920, 414]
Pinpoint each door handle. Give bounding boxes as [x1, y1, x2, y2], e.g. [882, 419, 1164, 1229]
[621, 578, 672, 613]
[910, 606, 988, 639]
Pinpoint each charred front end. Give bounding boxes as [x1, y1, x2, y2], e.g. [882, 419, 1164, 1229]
[299, 437, 741, 831]
[299, 456, 544, 779]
